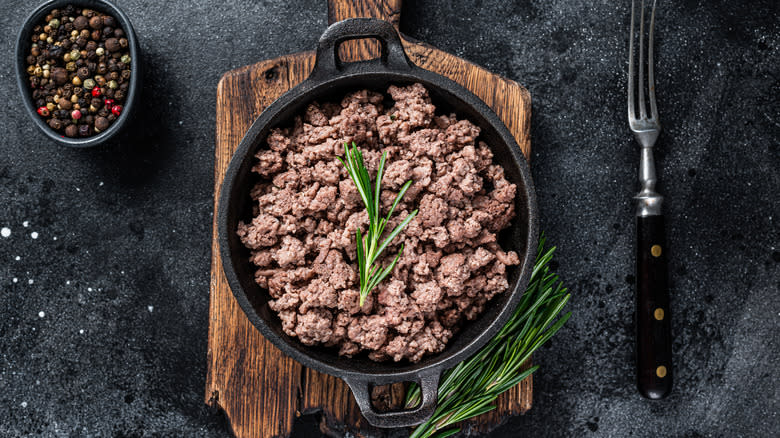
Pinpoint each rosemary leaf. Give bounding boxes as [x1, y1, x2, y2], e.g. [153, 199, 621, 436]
[340, 142, 418, 306]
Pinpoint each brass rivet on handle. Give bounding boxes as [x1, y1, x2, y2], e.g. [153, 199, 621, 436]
[654, 308, 665, 320]
[651, 245, 662, 257]
[656, 366, 667, 378]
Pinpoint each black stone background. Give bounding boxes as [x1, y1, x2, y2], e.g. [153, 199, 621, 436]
[1, 0, 778, 436]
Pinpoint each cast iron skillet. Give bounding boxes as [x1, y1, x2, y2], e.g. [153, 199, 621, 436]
[219, 18, 538, 428]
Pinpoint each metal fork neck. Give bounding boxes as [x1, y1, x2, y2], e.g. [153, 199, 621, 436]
[635, 146, 663, 216]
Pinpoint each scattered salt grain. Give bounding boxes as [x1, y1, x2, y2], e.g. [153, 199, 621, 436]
[31, 232, 39, 239]
[147, 305, 154, 313]
[1, 227, 10, 238]
[12, 278, 18, 283]
[38, 311, 45, 318]
[79, 329, 84, 334]
[28, 279, 34, 285]
[22, 221, 29, 228]
[15, 256, 20, 261]
[20, 402, 27, 408]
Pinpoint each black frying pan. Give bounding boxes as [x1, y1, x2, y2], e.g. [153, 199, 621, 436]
[218, 18, 538, 428]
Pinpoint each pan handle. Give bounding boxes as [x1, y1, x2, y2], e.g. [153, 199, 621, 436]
[343, 370, 439, 428]
[309, 18, 413, 80]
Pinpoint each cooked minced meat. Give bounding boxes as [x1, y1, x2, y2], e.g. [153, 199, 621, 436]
[238, 83, 520, 362]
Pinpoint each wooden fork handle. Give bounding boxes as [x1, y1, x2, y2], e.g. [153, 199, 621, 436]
[636, 214, 673, 399]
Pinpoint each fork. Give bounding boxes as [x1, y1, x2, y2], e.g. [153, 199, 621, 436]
[628, 0, 672, 399]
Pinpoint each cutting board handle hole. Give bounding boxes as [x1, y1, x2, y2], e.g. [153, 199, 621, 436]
[337, 38, 383, 64]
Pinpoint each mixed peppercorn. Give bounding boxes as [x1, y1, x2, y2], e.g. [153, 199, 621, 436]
[25, 5, 132, 138]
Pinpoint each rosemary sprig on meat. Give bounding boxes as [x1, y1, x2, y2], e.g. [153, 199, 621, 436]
[339, 142, 418, 306]
[406, 235, 571, 438]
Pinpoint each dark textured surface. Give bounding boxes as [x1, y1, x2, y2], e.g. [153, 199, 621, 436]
[0, 0, 777, 437]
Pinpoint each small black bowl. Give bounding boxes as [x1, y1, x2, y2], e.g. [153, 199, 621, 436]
[15, 0, 141, 148]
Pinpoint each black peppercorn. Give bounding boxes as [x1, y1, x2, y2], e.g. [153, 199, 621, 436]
[113, 90, 124, 101]
[89, 16, 102, 29]
[78, 124, 91, 137]
[105, 38, 120, 52]
[97, 63, 108, 75]
[103, 16, 116, 27]
[102, 27, 113, 37]
[49, 46, 63, 59]
[95, 116, 109, 131]
[73, 15, 88, 30]
[48, 118, 62, 130]
[77, 67, 89, 79]
[113, 28, 124, 38]
[65, 124, 78, 137]
[119, 38, 128, 49]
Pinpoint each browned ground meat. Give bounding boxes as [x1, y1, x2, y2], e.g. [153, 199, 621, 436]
[238, 83, 520, 362]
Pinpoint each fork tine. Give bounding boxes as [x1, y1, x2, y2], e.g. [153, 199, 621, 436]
[628, 0, 636, 121]
[638, 0, 647, 120]
[648, 0, 658, 121]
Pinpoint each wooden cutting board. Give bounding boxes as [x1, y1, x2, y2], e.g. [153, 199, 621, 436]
[206, 1, 532, 437]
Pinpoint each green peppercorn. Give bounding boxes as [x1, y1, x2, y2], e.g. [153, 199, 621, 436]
[107, 80, 118, 89]
[96, 47, 104, 56]
[120, 54, 131, 64]
[83, 78, 96, 90]
[65, 61, 76, 72]
[69, 49, 80, 60]
[48, 18, 60, 28]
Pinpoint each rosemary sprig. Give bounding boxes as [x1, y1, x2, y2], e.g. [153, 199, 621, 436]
[339, 142, 418, 305]
[405, 235, 571, 438]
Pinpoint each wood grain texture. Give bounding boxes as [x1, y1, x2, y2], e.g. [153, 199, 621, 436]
[206, 2, 532, 437]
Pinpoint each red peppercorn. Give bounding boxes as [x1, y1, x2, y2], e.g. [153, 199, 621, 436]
[91, 87, 102, 97]
[71, 109, 82, 120]
[37, 106, 50, 117]
[103, 98, 114, 108]
[111, 105, 122, 116]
